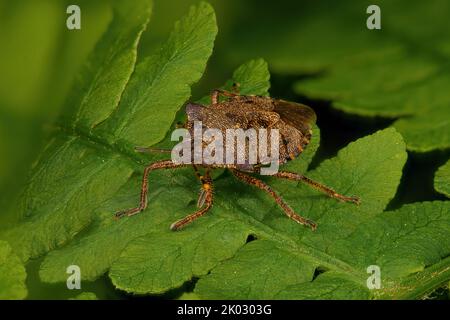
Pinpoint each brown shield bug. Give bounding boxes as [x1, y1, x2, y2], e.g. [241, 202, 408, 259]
[115, 85, 360, 231]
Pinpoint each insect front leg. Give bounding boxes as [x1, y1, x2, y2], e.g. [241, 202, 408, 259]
[273, 171, 360, 204]
[114, 160, 186, 219]
[231, 169, 317, 230]
[170, 173, 214, 231]
[192, 165, 212, 208]
[210, 86, 241, 105]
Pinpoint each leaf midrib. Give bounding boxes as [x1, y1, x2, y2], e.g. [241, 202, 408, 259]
[216, 197, 369, 285]
[55, 121, 151, 170]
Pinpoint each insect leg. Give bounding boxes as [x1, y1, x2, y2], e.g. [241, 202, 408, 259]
[170, 177, 214, 231]
[192, 165, 212, 208]
[210, 89, 241, 105]
[197, 189, 208, 209]
[192, 164, 202, 180]
[114, 160, 186, 219]
[273, 171, 360, 204]
[231, 169, 317, 230]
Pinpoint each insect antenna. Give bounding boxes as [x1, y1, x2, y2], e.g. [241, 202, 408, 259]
[134, 146, 172, 154]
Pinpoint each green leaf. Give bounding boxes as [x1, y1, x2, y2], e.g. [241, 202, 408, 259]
[196, 58, 270, 105]
[332, 201, 450, 299]
[226, 58, 271, 97]
[194, 240, 317, 299]
[1, 134, 135, 261]
[109, 221, 250, 294]
[194, 143, 450, 299]
[393, 105, 450, 153]
[178, 292, 201, 300]
[0, 241, 27, 300]
[435, 160, 450, 198]
[1, 1, 218, 267]
[0, 0, 152, 261]
[67, 0, 153, 132]
[195, 128, 411, 299]
[40, 126, 415, 298]
[294, 47, 440, 118]
[69, 292, 98, 300]
[275, 272, 371, 300]
[95, 1, 218, 148]
[38, 58, 273, 293]
[296, 60, 450, 153]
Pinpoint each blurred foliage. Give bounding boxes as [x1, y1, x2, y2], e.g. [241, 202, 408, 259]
[0, 0, 111, 222]
[119, 0, 450, 153]
[209, 0, 450, 152]
[69, 292, 98, 300]
[0, 0, 449, 299]
[435, 160, 450, 198]
[0, 240, 26, 299]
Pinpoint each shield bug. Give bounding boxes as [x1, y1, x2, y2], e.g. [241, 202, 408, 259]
[115, 85, 360, 231]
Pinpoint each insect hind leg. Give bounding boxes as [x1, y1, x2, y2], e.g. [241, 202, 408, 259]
[231, 169, 317, 230]
[273, 171, 360, 205]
